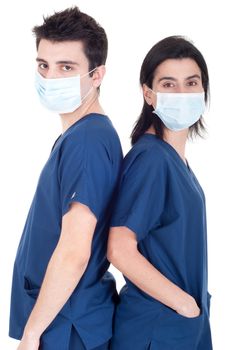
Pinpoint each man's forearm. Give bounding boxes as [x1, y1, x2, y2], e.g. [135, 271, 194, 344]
[23, 245, 89, 339]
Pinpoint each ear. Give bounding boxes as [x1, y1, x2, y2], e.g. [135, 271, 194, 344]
[92, 65, 106, 88]
[142, 84, 154, 106]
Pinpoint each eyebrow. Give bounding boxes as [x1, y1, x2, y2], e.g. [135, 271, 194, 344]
[158, 77, 177, 82]
[158, 74, 201, 83]
[185, 74, 201, 80]
[36, 58, 79, 65]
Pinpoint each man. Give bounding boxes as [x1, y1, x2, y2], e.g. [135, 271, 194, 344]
[9, 7, 122, 350]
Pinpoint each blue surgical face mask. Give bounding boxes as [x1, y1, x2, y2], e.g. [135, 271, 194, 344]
[35, 68, 97, 114]
[151, 91, 206, 131]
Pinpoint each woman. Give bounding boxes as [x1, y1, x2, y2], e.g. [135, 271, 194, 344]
[108, 36, 213, 349]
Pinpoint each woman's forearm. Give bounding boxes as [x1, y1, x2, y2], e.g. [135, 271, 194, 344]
[112, 248, 191, 311]
[108, 228, 198, 316]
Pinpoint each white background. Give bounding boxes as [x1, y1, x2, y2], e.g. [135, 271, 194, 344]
[0, 0, 231, 348]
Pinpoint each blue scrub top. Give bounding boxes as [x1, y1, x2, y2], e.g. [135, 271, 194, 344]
[9, 113, 123, 350]
[110, 133, 213, 350]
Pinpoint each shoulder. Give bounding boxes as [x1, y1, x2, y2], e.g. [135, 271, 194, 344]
[59, 114, 122, 164]
[66, 114, 120, 147]
[122, 135, 168, 175]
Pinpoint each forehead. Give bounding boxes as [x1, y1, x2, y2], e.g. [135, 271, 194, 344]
[37, 39, 88, 64]
[155, 58, 201, 80]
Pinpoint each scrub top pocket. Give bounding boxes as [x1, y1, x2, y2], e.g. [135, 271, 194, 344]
[207, 292, 212, 317]
[24, 276, 40, 299]
[150, 305, 205, 349]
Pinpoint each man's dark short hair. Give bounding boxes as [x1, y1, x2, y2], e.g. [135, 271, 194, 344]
[32, 6, 108, 73]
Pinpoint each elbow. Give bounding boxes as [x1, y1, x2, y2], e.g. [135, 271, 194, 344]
[107, 227, 138, 268]
[107, 242, 124, 267]
[107, 244, 115, 263]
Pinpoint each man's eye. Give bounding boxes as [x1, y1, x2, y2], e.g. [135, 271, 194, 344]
[62, 65, 72, 71]
[163, 82, 175, 88]
[39, 63, 48, 69]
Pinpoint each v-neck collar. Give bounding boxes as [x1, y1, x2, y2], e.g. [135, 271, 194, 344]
[142, 133, 191, 173]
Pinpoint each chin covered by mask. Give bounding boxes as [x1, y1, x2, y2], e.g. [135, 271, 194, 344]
[152, 91, 206, 131]
[35, 68, 96, 114]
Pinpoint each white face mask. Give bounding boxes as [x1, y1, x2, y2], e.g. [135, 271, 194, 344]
[35, 68, 97, 114]
[151, 91, 206, 131]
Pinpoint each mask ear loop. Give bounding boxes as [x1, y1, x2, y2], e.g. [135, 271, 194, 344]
[81, 65, 107, 104]
[80, 66, 102, 102]
[81, 67, 98, 79]
[149, 88, 158, 95]
[81, 86, 94, 102]
[79, 67, 96, 102]
[147, 88, 158, 114]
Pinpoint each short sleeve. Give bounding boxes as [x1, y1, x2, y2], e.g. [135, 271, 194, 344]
[58, 131, 112, 220]
[110, 149, 167, 242]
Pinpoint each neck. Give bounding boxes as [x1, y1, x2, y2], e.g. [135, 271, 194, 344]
[146, 126, 189, 164]
[60, 92, 105, 134]
[163, 128, 188, 164]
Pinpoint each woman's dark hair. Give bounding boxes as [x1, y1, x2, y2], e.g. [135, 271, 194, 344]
[32, 6, 108, 75]
[131, 36, 209, 145]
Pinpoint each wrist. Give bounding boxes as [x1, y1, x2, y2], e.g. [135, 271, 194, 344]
[23, 326, 41, 340]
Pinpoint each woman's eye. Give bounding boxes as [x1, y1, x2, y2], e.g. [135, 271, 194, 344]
[39, 63, 48, 70]
[188, 81, 198, 86]
[62, 65, 72, 71]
